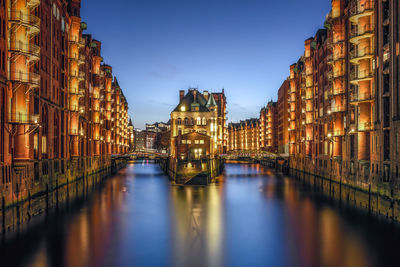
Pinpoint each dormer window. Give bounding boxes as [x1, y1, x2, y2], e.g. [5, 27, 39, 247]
[180, 106, 186, 112]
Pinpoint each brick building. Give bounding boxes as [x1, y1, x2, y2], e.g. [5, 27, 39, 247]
[227, 0, 400, 199]
[227, 119, 260, 152]
[277, 80, 289, 155]
[0, 0, 133, 211]
[170, 89, 227, 159]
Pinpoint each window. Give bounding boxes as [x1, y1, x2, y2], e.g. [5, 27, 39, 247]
[42, 136, 47, 154]
[195, 140, 199, 144]
[202, 117, 207, 125]
[200, 140, 204, 144]
[177, 118, 181, 125]
[187, 140, 192, 144]
[182, 140, 187, 144]
[197, 117, 201, 125]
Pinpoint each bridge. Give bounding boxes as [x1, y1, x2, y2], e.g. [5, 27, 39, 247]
[111, 150, 168, 161]
[221, 151, 289, 171]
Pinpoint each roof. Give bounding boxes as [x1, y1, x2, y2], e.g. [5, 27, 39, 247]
[228, 118, 259, 129]
[172, 89, 210, 112]
[206, 94, 217, 107]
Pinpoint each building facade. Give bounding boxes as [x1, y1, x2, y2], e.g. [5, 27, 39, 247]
[227, 119, 260, 152]
[227, 0, 400, 199]
[277, 80, 289, 155]
[170, 89, 226, 159]
[0, 0, 133, 212]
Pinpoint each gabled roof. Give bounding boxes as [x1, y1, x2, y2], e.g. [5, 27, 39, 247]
[173, 89, 210, 112]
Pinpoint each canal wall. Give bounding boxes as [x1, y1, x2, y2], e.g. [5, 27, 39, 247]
[159, 157, 223, 185]
[0, 156, 127, 234]
[225, 156, 400, 223]
[289, 167, 400, 223]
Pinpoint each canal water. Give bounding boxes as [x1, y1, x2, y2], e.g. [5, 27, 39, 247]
[1, 162, 400, 267]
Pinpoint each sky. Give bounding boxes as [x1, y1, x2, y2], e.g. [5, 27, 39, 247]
[81, 0, 331, 129]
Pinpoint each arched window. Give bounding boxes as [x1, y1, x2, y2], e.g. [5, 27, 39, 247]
[177, 118, 181, 125]
[202, 117, 207, 125]
[196, 117, 201, 125]
[190, 118, 195, 125]
[184, 118, 189, 125]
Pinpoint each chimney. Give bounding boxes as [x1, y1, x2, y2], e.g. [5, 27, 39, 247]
[179, 90, 185, 101]
[203, 90, 209, 100]
[193, 90, 197, 102]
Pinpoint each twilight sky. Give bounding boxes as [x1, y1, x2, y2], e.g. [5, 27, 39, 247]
[81, 0, 331, 129]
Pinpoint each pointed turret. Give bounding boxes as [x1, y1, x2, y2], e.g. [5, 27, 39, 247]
[206, 94, 217, 108]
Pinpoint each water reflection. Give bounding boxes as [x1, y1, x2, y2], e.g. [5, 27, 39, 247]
[1, 163, 399, 267]
[170, 184, 224, 267]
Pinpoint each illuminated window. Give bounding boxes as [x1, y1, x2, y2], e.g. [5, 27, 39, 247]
[180, 106, 186, 112]
[42, 136, 47, 154]
[202, 117, 207, 125]
[200, 140, 204, 144]
[182, 140, 187, 144]
[187, 140, 192, 144]
[195, 140, 199, 144]
[197, 117, 201, 125]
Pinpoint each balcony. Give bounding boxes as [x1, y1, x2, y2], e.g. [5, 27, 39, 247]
[327, 35, 345, 46]
[8, 112, 39, 124]
[326, 10, 345, 24]
[349, 25, 374, 44]
[358, 122, 373, 131]
[329, 88, 346, 97]
[9, 71, 40, 86]
[305, 92, 313, 100]
[349, 46, 373, 63]
[349, 70, 374, 83]
[9, 40, 40, 60]
[330, 105, 345, 113]
[349, 1, 374, 23]
[69, 36, 85, 47]
[69, 53, 86, 65]
[70, 70, 85, 81]
[70, 129, 80, 136]
[69, 104, 80, 112]
[332, 130, 345, 137]
[350, 92, 374, 104]
[9, 11, 40, 35]
[69, 88, 84, 96]
[27, 0, 41, 9]
[327, 70, 345, 80]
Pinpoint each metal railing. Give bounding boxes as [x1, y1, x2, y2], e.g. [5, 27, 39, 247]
[358, 122, 373, 131]
[349, 70, 374, 81]
[9, 71, 40, 85]
[69, 36, 86, 47]
[330, 88, 346, 96]
[70, 70, 85, 80]
[349, 46, 373, 59]
[330, 105, 346, 113]
[27, 0, 40, 9]
[349, 0, 374, 16]
[9, 40, 40, 58]
[350, 24, 374, 39]
[9, 10, 40, 30]
[8, 112, 39, 124]
[350, 92, 373, 102]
